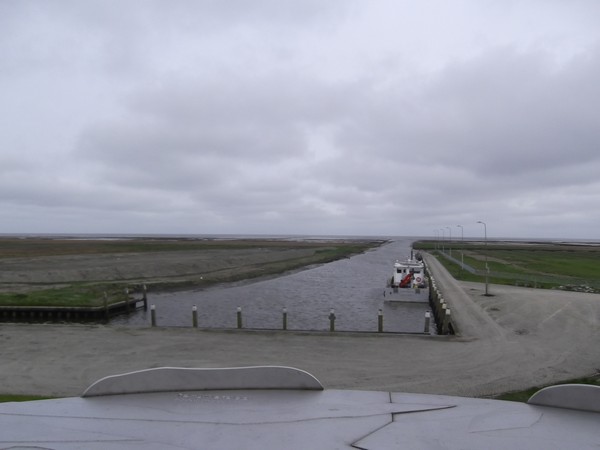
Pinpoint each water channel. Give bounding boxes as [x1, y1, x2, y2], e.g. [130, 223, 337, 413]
[112, 238, 433, 333]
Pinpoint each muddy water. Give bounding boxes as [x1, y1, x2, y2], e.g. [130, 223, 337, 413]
[112, 238, 433, 333]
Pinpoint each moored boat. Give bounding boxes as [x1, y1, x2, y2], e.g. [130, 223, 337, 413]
[389, 250, 426, 288]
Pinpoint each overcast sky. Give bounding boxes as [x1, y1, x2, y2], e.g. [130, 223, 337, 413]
[2, 1, 600, 239]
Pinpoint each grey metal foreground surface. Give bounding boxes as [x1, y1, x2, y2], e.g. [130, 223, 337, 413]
[0, 367, 599, 449]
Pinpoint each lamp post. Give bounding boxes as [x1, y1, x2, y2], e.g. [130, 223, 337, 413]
[456, 225, 464, 271]
[440, 228, 445, 254]
[446, 226, 452, 257]
[477, 220, 489, 296]
[434, 229, 439, 251]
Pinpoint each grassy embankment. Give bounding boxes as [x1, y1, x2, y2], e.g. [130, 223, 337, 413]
[414, 240, 600, 292]
[0, 395, 53, 403]
[0, 237, 381, 307]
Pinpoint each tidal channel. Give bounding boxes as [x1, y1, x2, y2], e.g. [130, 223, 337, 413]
[112, 238, 433, 333]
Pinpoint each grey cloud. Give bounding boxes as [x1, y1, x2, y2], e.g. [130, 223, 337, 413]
[2, 1, 600, 237]
[72, 42, 600, 236]
[424, 48, 600, 174]
[337, 47, 600, 185]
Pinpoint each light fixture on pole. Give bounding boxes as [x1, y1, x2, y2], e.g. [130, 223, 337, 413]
[457, 225, 464, 271]
[446, 226, 452, 257]
[476, 220, 489, 296]
[440, 228, 445, 254]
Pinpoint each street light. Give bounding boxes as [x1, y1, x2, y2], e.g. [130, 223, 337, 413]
[440, 228, 445, 254]
[477, 220, 489, 296]
[446, 226, 452, 257]
[434, 229, 439, 251]
[456, 225, 464, 271]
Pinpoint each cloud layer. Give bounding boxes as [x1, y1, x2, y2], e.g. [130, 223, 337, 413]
[2, 0, 600, 238]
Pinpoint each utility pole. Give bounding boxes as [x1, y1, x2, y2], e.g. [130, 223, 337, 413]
[477, 221, 489, 296]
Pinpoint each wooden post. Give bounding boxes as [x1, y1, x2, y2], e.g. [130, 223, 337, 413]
[440, 302, 447, 330]
[429, 277, 435, 302]
[438, 296, 445, 321]
[125, 287, 130, 313]
[329, 308, 336, 332]
[142, 284, 148, 310]
[192, 305, 198, 328]
[378, 309, 383, 333]
[442, 308, 451, 334]
[151, 304, 156, 327]
[237, 307, 243, 329]
[282, 307, 288, 330]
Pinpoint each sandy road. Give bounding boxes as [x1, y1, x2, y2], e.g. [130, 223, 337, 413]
[0, 253, 598, 398]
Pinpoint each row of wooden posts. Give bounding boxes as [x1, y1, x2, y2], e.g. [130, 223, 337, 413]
[148, 304, 433, 334]
[425, 263, 454, 334]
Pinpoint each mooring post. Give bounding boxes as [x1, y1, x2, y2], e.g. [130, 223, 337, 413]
[438, 296, 445, 320]
[142, 284, 148, 310]
[429, 277, 435, 301]
[440, 302, 447, 328]
[150, 304, 156, 327]
[282, 307, 288, 330]
[424, 311, 431, 333]
[237, 307, 243, 329]
[192, 305, 198, 328]
[329, 308, 336, 332]
[378, 308, 384, 333]
[125, 287, 130, 313]
[442, 308, 451, 334]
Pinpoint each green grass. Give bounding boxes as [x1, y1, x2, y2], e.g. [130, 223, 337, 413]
[0, 239, 381, 307]
[0, 284, 128, 307]
[0, 394, 53, 403]
[415, 240, 600, 291]
[493, 375, 600, 403]
[489, 249, 600, 279]
[0, 237, 378, 258]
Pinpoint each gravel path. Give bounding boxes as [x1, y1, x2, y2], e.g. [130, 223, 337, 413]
[1, 253, 598, 398]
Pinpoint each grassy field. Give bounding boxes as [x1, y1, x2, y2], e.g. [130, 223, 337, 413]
[0, 284, 127, 307]
[0, 237, 382, 307]
[414, 240, 600, 292]
[0, 237, 373, 258]
[0, 394, 53, 403]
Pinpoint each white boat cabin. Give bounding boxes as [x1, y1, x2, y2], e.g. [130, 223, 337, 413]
[391, 251, 425, 288]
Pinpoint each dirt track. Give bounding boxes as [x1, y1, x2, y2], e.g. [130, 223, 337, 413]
[1, 252, 598, 398]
